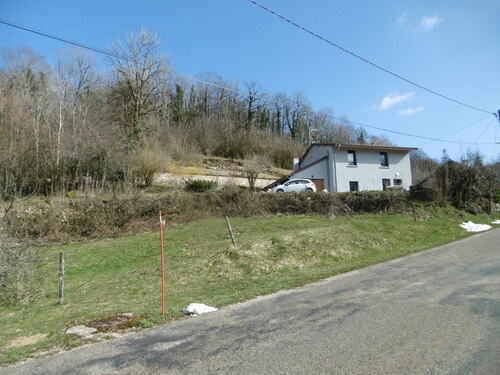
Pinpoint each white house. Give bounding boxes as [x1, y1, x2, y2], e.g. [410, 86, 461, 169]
[290, 143, 417, 192]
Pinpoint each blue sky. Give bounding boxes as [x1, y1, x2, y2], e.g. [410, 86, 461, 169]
[1, 0, 499, 161]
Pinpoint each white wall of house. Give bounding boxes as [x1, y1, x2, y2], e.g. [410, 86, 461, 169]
[300, 144, 329, 166]
[292, 144, 414, 192]
[292, 158, 329, 189]
[334, 148, 412, 192]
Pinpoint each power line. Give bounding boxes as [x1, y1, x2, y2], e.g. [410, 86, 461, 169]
[473, 117, 495, 144]
[0, 17, 497, 147]
[0, 18, 121, 60]
[246, 0, 494, 115]
[175, 73, 272, 103]
[343, 117, 495, 145]
[417, 114, 492, 147]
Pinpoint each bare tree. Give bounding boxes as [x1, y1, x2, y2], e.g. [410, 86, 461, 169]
[367, 134, 393, 146]
[245, 82, 261, 128]
[0, 47, 50, 195]
[243, 154, 271, 191]
[285, 92, 311, 141]
[48, 49, 99, 192]
[108, 28, 171, 147]
[272, 92, 289, 135]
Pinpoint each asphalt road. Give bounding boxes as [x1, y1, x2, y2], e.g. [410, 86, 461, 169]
[3, 229, 499, 375]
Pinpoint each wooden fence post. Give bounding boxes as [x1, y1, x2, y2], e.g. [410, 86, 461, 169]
[59, 252, 65, 304]
[159, 211, 165, 316]
[225, 216, 237, 247]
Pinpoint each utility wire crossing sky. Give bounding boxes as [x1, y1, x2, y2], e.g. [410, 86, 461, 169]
[246, 0, 495, 115]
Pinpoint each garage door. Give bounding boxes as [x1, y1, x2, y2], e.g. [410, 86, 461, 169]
[311, 179, 325, 191]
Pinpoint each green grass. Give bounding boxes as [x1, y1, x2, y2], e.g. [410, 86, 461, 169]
[1, 210, 498, 364]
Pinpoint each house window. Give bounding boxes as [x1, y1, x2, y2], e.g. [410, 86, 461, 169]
[349, 181, 359, 192]
[382, 179, 391, 191]
[393, 179, 403, 186]
[347, 150, 357, 166]
[380, 152, 389, 167]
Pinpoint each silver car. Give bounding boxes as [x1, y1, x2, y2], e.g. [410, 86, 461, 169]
[272, 178, 317, 193]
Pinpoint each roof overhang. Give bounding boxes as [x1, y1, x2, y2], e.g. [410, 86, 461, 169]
[299, 143, 418, 166]
[335, 144, 418, 152]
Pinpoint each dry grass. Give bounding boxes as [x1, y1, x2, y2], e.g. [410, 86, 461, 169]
[6, 334, 48, 349]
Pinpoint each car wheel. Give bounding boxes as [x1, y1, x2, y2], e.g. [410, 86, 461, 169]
[276, 189, 284, 193]
[306, 188, 314, 192]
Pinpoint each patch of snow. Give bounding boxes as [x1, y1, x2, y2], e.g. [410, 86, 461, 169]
[183, 303, 218, 316]
[492, 220, 500, 225]
[460, 221, 492, 232]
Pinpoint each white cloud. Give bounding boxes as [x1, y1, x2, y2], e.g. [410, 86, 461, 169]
[397, 10, 409, 26]
[418, 15, 442, 31]
[399, 106, 424, 116]
[375, 92, 415, 110]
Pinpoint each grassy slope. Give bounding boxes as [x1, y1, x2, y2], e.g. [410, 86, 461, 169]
[1, 210, 498, 364]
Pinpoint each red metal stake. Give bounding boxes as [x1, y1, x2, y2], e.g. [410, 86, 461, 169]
[159, 211, 165, 316]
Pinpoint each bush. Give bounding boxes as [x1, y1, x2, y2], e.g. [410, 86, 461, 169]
[409, 185, 435, 202]
[337, 190, 408, 213]
[129, 147, 169, 187]
[423, 159, 496, 214]
[0, 228, 43, 306]
[4, 190, 426, 243]
[0, 250, 39, 307]
[184, 179, 218, 192]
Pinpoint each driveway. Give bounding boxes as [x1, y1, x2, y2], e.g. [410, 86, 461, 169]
[155, 173, 275, 189]
[2, 229, 499, 374]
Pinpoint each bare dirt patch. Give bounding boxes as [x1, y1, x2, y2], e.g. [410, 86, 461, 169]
[86, 314, 142, 332]
[7, 334, 48, 349]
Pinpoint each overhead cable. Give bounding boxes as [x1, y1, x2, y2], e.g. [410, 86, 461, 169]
[246, 0, 494, 115]
[417, 114, 492, 147]
[343, 117, 495, 145]
[0, 18, 122, 60]
[473, 117, 495, 145]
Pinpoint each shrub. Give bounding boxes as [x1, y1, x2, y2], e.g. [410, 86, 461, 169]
[243, 154, 273, 191]
[4, 190, 427, 243]
[0, 201, 44, 306]
[0, 235, 43, 306]
[129, 147, 169, 187]
[184, 179, 218, 193]
[423, 159, 496, 213]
